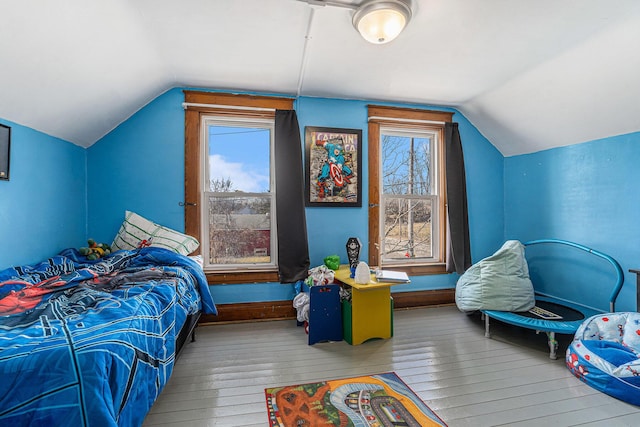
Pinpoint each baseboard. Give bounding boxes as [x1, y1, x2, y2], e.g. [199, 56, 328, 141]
[200, 300, 296, 324]
[392, 288, 455, 309]
[200, 288, 455, 324]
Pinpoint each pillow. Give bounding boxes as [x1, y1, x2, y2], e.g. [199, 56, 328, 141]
[111, 210, 199, 256]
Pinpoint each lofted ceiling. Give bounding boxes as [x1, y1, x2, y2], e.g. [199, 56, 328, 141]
[1, 0, 640, 156]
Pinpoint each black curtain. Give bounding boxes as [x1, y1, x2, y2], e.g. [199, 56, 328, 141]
[274, 110, 310, 283]
[445, 122, 471, 274]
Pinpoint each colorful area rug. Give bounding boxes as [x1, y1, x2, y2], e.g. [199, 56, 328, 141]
[265, 372, 446, 426]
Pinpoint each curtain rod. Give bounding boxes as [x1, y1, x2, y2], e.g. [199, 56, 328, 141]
[182, 102, 275, 112]
[368, 116, 446, 125]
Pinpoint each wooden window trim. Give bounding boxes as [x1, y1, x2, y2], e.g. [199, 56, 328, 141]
[368, 105, 453, 276]
[184, 90, 294, 284]
[368, 105, 454, 124]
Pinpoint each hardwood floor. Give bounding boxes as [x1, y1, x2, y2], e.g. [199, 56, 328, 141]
[143, 305, 640, 426]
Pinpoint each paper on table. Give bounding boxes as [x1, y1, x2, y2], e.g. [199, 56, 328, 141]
[374, 269, 410, 283]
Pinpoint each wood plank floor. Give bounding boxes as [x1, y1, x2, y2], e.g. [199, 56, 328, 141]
[143, 305, 640, 426]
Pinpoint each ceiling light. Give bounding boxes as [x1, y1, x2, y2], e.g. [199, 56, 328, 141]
[352, 0, 412, 44]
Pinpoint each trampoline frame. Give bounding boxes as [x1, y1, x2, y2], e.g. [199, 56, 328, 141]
[481, 239, 624, 359]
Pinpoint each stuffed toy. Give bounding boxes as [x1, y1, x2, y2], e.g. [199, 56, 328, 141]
[323, 254, 340, 271]
[79, 239, 112, 260]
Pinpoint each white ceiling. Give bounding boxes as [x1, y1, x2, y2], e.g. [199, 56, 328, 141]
[1, 0, 640, 156]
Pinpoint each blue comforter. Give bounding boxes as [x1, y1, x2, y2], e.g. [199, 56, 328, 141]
[0, 247, 216, 426]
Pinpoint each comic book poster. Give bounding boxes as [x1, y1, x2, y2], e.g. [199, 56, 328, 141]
[305, 126, 362, 207]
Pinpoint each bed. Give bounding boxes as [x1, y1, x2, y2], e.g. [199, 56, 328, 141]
[458, 239, 624, 359]
[0, 246, 216, 426]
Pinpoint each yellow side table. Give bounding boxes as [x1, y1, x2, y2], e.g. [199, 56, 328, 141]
[333, 265, 408, 345]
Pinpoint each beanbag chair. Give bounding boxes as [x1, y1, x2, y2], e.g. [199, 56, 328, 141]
[566, 312, 640, 405]
[455, 240, 535, 312]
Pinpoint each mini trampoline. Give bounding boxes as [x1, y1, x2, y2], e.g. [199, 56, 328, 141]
[481, 239, 624, 359]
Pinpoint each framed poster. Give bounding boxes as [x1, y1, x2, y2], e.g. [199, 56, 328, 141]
[0, 124, 10, 181]
[305, 126, 362, 207]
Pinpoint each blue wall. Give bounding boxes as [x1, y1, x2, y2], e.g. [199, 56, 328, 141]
[86, 89, 505, 304]
[0, 120, 86, 270]
[4, 88, 637, 311]
[87, 89, 186, 242]
[505, 132, 640, 311]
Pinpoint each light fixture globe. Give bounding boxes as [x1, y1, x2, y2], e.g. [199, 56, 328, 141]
[352, 0, 412, 44]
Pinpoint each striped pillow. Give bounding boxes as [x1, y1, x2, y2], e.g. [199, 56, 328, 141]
[111, 211, 199, 256]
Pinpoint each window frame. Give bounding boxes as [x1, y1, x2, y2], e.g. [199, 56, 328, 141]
[367, 105, 453, 275]
[379, 126, 440, 264]
[184, 91, 294, 284]
[200, 115, 277, 271]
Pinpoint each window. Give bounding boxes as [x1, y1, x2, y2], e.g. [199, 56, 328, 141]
[368, 105, 453, 275]
[380, 128, 439, 261]
[203, 118, 275, 270]
[184, 91, 294, 284]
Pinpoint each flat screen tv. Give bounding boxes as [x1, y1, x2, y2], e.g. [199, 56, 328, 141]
[0, 123, 10, 181]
